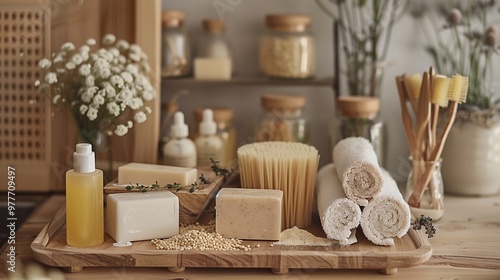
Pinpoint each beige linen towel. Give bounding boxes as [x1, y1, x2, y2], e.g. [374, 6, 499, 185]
[333, 137, 383, 206]
[360, 169, 411, 246]
[316, 164, 361, 246]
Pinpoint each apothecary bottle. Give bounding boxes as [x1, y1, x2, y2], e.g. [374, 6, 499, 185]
[161, 10, 191, 77]
[254, 94, 308, 143]
[197, 20, 232, 60]
[330, 96, 385, 167]
[194, 107, 236, 168]
[259, 14, 316, 79]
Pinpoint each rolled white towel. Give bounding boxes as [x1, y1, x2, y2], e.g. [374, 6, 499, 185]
[316, 163, 361, 246]
[361, 169, 411, 246]
[333, 137, 383, 206]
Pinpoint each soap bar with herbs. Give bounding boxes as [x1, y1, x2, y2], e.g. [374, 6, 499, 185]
[216, 188, 283, 240]
[106, 191, 179, 243]
[118, 162, 197, 186]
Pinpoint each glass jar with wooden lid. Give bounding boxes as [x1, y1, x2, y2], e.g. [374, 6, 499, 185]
[255, 94, 309, 143]
[259, 14, 316, 79]
[161, 10, 191, 77]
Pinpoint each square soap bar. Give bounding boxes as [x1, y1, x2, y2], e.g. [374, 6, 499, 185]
[216, 188, 283, 240]
[106, 191, 179, 243]
[194, 58, 232, 80]
[118, 162, 197, 186]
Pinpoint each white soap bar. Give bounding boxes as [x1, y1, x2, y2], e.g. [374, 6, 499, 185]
[106, 191, 179, 242]
[118, 163, 197, 186]
[216, 188, 282, 240]
[194, 58, 232, 80]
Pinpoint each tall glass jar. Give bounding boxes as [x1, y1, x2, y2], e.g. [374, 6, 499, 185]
[254, 94, 308, 143]
[330, 96, 385, 167]
[405, 158, 444, 221]
[194, 107, 237, 168]
[259, 14, 315, 79]
[161, 10, 191, 77]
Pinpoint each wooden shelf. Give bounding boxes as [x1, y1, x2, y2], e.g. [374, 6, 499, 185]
[162, 76, 335, 88]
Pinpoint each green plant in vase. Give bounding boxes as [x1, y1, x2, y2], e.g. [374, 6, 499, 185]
[36, 34, 155, 182]
[412, 0, 500, 195]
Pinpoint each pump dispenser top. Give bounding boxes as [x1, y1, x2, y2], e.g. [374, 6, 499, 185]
[199, 109, 216, 135]
[171, 111, 189, 138]
[74, 143, 95, 173]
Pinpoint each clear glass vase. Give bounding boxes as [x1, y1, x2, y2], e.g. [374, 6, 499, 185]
[405, 158, 444, 221]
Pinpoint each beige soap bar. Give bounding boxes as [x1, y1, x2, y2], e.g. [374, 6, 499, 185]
[216, 188, 283, 240]
[118, 163, 197, 186]
[194, 58, 232, 80]
[106, 191, 179, 242]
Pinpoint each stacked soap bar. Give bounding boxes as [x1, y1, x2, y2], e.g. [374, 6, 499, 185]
[107, 191, 179, 243]
[118, 162, 197, 186]
[216, 188, 283, 240]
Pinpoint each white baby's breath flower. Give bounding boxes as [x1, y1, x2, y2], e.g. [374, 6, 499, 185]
[61, 42, 75, 51]
[34, 80, 40, 87]
[92, 94, 105, 106]
[44, 72, 58, 84]
[134, 111, 147, 123]
[98, 68, 111, 79]
[53, 54, 64, 64]
[79, 64, 91, 76]
[120, 72, 133, 84]
[85, 75, 95, 87]
[81, 86, 98, 103]
[111, 66, 122, 74]
[127, 121, 133, 128]
[129, 53, 141, 62]
[129, 44, 141, 54]
[38, 58, 51, 69]
[65, 62, 76, 70]
[86, 38, 96, 46]
[104, 85, 116, 98]
[145, 106, 152, 114]
[116, 88, 133, 102]
[79, 104, 88, 115]
[128, 97, 143, 110]
[52, 94, 61, 104]
[110, 75, 124, 88]
[120, 103, 127, 111]
[95, 58, 110, 69]
[106, 102, 120, 116]
[56, 68, 66, 74]
[103, 34, 116, 45]
[125, 64, 139, 76]
[142, 91, 154, 101]
[80, 45, 90, 53]
[81, 51, 89, 61]
[71, 54, 83, 65]
[141, 62, 151, 73]
[114, 124, 128, 136]
[118, 55, 127, 64]
[86, 107, 98, 121]
[116, 40, 130, 50]
[109, 47, 120, 58]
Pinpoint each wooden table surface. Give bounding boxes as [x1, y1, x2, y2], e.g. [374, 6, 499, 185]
[1, 193, 499, 279]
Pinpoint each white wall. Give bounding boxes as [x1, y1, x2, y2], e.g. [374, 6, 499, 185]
[161, 0, 499, 183]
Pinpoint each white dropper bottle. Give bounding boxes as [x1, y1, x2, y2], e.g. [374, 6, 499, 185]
[195, 109, 225, 167]
[163, 111, 197, 167]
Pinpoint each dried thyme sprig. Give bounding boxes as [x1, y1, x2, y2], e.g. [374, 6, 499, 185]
[199, 173, 210, 185]
[125, 181, 161, 192]
[189, 182, 198, 193]
[167, 182, 182, 192]
[210, 158, 229, 177]
[411, 215, 436, 238]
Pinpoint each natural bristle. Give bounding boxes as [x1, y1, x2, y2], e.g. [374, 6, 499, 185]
[407, 73, 422, 100]
[431, 75, 450, 107]
[459, 76, 469, 104]
[448, 74, 467, 102]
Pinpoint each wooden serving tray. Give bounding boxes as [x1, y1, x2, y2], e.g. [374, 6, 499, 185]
[31, 206, 432, 275]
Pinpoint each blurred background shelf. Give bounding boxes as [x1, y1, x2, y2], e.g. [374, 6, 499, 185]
[162, 76, 335, 88]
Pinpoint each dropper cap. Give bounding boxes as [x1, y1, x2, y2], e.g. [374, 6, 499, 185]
[171, 111, 189, 138]
[74, 143, 95, 173]
[199, 109, 216, 136]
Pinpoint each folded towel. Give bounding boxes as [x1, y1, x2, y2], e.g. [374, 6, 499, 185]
[360, 169, 411, 246]
[333, 137, 384, 206]
[316, 164, 361, 246]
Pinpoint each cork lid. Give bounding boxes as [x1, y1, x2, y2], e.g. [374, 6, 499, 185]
[265, 14, 311, 32]
[261, 94, 306, 111]
[194, 107, 234, 123]
[202, 19, 225, 34]
[337, 96, 380, 119]
[162, 10, 185, 28]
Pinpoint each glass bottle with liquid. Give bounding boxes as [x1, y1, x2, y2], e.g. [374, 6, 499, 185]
[195, 109, 225, 168]
[163, 111, 197, 167]
[66, 143, 104, 247]
[161, 10, 191, 77]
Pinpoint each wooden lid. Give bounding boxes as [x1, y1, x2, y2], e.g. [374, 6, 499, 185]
[202, 19, 225, 34]
[261, 94, 305, 111]
[337, 96, 380, 119]
[265, 14, 311, 32]
[162, 10, 185, 28]
[194, 107, 234, 123]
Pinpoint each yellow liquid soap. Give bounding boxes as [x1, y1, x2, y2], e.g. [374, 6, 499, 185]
[66, 169, 104, 247]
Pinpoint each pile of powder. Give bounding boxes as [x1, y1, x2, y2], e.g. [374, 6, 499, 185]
[151, 221, 251, 251]
[273, 227, 335, 246]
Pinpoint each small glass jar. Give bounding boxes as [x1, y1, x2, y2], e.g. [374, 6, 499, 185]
[259, 14, 316, 79]
[405, 158, 444, 221]
[161, 10, 191, 77]
[197, 19, 232, 60]
[255, 94, 308, 143]
[194, 107, 237, 168]
[330, 96, 385, 167]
